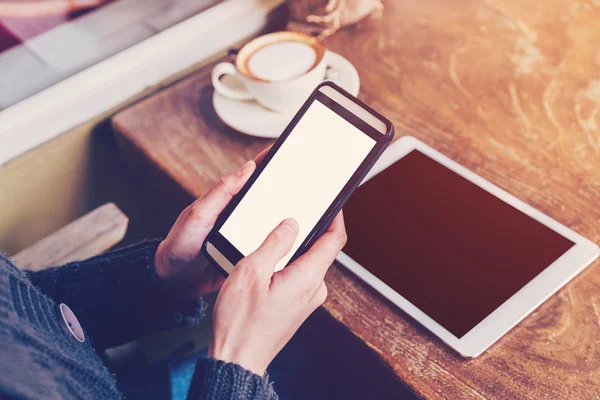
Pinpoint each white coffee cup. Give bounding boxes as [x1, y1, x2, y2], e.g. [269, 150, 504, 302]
[212, 31, 328, 112]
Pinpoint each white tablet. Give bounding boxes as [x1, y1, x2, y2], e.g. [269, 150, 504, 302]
[337, 136, 599, 357]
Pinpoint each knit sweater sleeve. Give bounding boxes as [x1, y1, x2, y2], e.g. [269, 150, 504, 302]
[186, 358, 278, 400]
[24, 239, 206, 349]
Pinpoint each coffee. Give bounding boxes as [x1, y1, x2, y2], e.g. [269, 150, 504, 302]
[247, 41, 317, 81]
[236, 32, 325, 82]
[212, 31, 329, 112]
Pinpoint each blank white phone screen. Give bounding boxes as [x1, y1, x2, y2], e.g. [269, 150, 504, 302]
[219, 99, 376, 272]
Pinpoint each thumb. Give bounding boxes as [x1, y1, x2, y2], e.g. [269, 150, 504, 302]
[241, 218, 299, 280]
[185, 160, 256, 231]
[160, 161, 256, 263]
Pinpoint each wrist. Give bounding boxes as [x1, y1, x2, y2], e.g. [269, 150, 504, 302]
[208, 343, 267, 377]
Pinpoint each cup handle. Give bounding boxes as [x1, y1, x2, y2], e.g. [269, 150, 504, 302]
[323, 54, 339, 82]
[211, 62, 253, 100]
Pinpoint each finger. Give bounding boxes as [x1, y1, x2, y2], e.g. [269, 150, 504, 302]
[239, 218, 299, 280]
[278, 211, 347, 285]
[308, 281, 328, 309]
[185, 160, 256, 229]
[326, 210, 345, 237]
[253, 145, 271, 166]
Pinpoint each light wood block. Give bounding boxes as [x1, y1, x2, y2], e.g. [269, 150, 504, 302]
[13, 202, 128, 271]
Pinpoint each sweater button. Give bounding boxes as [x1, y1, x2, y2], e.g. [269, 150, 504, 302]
[58, 303, 85, 343]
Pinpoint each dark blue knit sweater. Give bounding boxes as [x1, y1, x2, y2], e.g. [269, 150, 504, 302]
[0, 240, 278, 399]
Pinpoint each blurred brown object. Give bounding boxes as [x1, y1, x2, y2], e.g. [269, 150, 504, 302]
[288, 0, 383, 38]
[0, 0, 108, 18]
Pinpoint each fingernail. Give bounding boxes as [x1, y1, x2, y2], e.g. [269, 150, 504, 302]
[280, 218, 299, 234]
[237, 160, 255, 177]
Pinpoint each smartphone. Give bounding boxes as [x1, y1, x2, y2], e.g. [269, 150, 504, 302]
[203, 81, 394, 275]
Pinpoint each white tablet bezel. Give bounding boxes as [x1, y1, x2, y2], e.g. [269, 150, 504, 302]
[336, 136, 600, 357]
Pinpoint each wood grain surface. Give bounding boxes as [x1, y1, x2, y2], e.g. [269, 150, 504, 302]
[112, 0, 600, 398]
[13, 203, 128, 271]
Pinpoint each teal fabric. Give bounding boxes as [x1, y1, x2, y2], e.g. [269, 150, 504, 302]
[170, 349, 208, 400]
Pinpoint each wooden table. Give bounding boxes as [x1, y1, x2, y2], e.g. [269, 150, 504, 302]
[112, 0, 600, 398]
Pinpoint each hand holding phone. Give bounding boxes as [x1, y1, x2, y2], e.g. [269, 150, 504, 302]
[192, 82, 393, 378]
[158, 145, 349, 380]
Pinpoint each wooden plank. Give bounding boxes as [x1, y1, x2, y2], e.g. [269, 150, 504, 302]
[112, 1, 600, 397]
[13, 203, 129, 271]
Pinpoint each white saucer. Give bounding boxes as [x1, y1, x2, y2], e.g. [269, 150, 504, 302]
[213, 51, 360, 138]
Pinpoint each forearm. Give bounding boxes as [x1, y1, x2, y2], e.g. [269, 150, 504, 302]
[186, 358, 278, 400]
[25, 239, 206, 349]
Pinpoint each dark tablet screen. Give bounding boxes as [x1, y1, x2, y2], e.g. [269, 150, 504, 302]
[342, 150, 574, 338]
